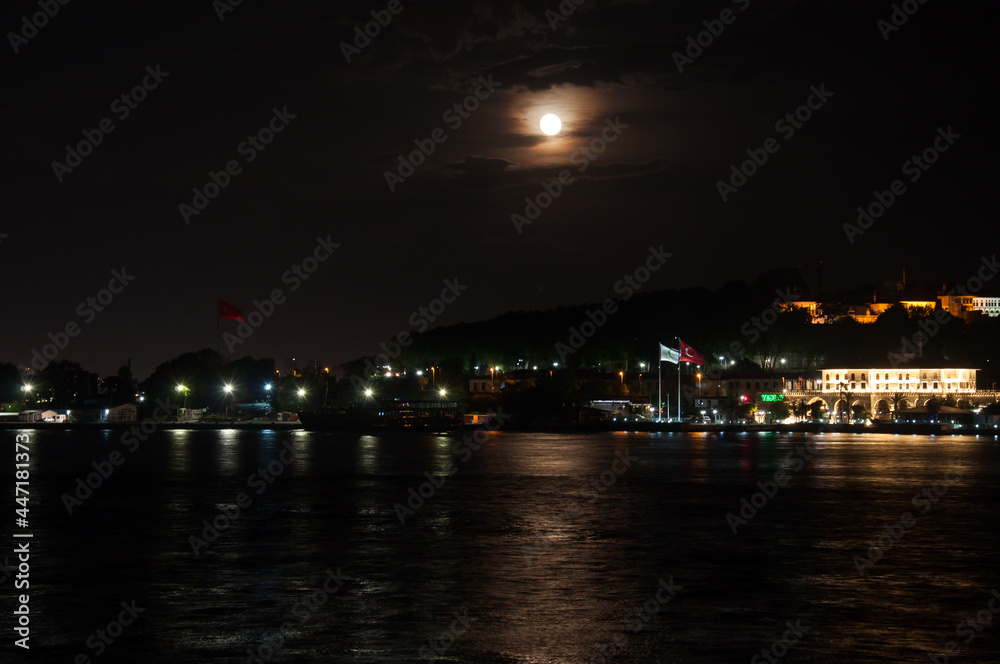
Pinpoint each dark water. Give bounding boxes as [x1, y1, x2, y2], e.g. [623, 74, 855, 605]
[2, 428, 999, 663]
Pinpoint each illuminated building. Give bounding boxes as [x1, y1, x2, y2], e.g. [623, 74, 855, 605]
[782, 364, 998, 419]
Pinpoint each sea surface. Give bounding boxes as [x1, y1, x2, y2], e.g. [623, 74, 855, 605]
[2, 428, 999, 663]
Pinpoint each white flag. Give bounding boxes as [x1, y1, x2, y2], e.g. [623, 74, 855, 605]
[660, 343, 680, 364]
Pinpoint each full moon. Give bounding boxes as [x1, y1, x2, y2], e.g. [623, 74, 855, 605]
[540, 113, 561, 135]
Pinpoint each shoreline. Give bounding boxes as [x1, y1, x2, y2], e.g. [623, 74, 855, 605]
[0, 420, 303, 430]
[1, 420, 996, 435]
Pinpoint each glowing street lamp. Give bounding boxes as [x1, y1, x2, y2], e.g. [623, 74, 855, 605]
[176, 384, 189, 410]
[439, 388, 447, 398]
[21, 384, 32, 405]
[222, 383, 233, 416]
[363, 388, 373, 398]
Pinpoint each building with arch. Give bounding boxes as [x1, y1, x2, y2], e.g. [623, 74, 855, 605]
[783, 364, 998, 420]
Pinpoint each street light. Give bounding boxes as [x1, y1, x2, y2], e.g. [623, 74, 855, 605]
[21, 384, 32, 406]
[176, 384, 189, 410]
[223, 384, 233, 416]
[439, 388, 447, 398]
[363, 388, 373, 398]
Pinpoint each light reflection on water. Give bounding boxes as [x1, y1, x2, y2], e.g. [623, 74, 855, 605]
[4, 430, 999, 662]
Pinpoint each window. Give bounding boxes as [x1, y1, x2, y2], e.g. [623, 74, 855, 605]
[835, 373, 840, 381]
[898, 373, 902, 381]
[876, 373, 881, 381]
[851, 373, 856, 381]
[905, 373, 910, 381]
[826, 373, 830, 381]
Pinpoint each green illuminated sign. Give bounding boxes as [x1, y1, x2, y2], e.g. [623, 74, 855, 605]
[760, 394, 784, 402]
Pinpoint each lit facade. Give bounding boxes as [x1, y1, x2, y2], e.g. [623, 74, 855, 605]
[939, 295, 1000, 318]
[783, 300, 938, 324]
[817, 368, 977, 394]
[783, 366, 996, 417]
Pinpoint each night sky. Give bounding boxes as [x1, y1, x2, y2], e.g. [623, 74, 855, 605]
[2, 0, 997, 378]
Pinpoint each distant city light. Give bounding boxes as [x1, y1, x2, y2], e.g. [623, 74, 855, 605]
[264, 383, 272, 391]
[223, 384, 233, 393]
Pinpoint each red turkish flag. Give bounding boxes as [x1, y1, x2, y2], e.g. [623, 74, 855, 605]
[218, 299, 244, 321]
[678, 339, 704, 365]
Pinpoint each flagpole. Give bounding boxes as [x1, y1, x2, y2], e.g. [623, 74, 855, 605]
[658, 358, 662, 422]
[676, 336, 681, 422]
